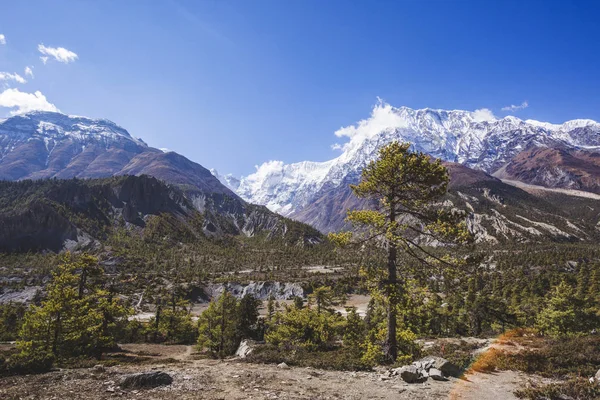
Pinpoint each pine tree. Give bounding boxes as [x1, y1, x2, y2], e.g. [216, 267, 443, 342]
[536, 281, 583, 336]
[329, 141, 470, 362]
[197, 292, 240, 358]
[17, 253, 131, 361]
[237, 294, 261, 339]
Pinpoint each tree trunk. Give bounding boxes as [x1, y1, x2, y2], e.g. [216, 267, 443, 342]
[384, 203, 398, 362]
[78, 268, 87, 299]
[52, 312, 61, 356]
[219, 298, 226, 359]
[384, 242, 398, 362]
[153, 299, 162, 343]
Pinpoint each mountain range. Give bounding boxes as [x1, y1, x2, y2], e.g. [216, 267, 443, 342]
[0, 112, 321, 251]
[1, 106, 600, 248]
[212, 104, 600, 239]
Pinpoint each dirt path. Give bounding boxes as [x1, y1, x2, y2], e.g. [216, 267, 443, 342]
[449, 371, 527, 400]
[0, 343, 534, 400]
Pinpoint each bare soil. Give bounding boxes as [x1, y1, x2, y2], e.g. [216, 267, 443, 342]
[0, 342, 536, 400]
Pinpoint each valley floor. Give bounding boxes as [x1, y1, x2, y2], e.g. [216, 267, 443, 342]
[0, 342, 538, 400]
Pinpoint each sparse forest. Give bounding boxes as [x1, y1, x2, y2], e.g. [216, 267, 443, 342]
[1, 143, 600, 400]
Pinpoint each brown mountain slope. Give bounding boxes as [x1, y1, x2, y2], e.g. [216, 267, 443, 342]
[496, 146, 600, 194]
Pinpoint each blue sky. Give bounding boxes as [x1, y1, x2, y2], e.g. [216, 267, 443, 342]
[1, 0, 600, 176]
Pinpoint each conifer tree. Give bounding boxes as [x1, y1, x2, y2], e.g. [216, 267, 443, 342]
[330, 141, 470, 362]
[197, 292, 240, 358]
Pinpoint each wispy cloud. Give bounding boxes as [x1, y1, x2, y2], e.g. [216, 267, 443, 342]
[38, 44, 78, 64]
[0, 88, 59, 115]
[501, 101, 529, 112]
[0, 34, 5, 45]
[24, 66, 34, 78]
[0, 72, 27, 84]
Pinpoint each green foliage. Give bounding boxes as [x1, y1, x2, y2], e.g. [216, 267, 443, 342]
[473, 336, 600, 379]
[515, 378, 600, 400]
[15, 253, 132, 364]
[329, 141, 470, 362]
[155, 287, 197, 344]
[245, 344, 373, 371]
[238, 294, 262, 340]
[265, 303, 344, 351]
[308, 286, 343, 314]
[0, 346, 54, 375]
[536, 281, 593, 336]
[197, 292, 261, 358]
[0, 302, 26, 341]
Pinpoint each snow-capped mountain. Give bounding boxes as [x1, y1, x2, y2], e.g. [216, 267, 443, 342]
[223, 103, 600, 217]
[209, 169, 241, 192]
[0, 111, 321, 242]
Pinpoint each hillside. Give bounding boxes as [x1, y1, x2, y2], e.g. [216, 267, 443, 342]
[221, 104, 600, 235]
[291, 162, 600, 244]
[0, 111, 322, 242]
[0, 176, 322, 252]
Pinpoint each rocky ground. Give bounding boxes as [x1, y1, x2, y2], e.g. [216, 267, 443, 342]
[0, 343, 538, 400]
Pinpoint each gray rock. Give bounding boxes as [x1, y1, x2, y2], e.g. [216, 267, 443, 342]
[595, 369, 600, 384]
[400, 365, 425, 383]
[277, 362, 290, 369]
[119, 371, 173, 389]
[203, 282, 305, 301]
[428, 368, 448, 381]
[417, 356, 462, 378]
[92, 364, 106, 373]
[235, 339, 257, 358]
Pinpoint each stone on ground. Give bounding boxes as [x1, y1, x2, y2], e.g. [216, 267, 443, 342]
[119, 371, 173, 389]
[428, 368, 448, 381]
[235, 339, 257, 358]
[399, 365, 424, 383]
[417, 356, 462, 377]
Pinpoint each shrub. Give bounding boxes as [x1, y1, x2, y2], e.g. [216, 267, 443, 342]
[0, 347, 54, 376]
[515, 378, 600, 400]
[245, 344, 372, 371]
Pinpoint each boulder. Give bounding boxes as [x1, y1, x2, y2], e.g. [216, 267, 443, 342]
[92, 364, 106, 373]
[399, 365, 425, 383]
[235, 339, 256, 359]
[119, 371, 173, 389]
[417, 356, 462, 378]
[277, 362, 290, 369]
[428, 368, 448, 381]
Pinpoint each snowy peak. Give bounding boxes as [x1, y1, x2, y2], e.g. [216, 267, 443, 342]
[232, 103, 600, 216]
[0, 111, 147, 148]
[210, 169, 241, 192]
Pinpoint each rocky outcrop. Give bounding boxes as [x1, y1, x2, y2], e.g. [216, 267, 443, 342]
[235, 339, 259, 359]
[416, 356, 462, 378]
[390, 357, 461, 383]
[202, 281, 305, 301]
[119, 371, 173, 389]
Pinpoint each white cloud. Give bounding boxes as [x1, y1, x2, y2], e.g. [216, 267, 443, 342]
[0, 72, 27, 84]
[0, 34, 5, 45]
[501, 101, 529, 112]
[0, 88, 60, 115]
[24, 66, 34, 78]
[333, 99, 409, 152]
[472, 108, 496, 123]
[38, 44, 78, 64]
